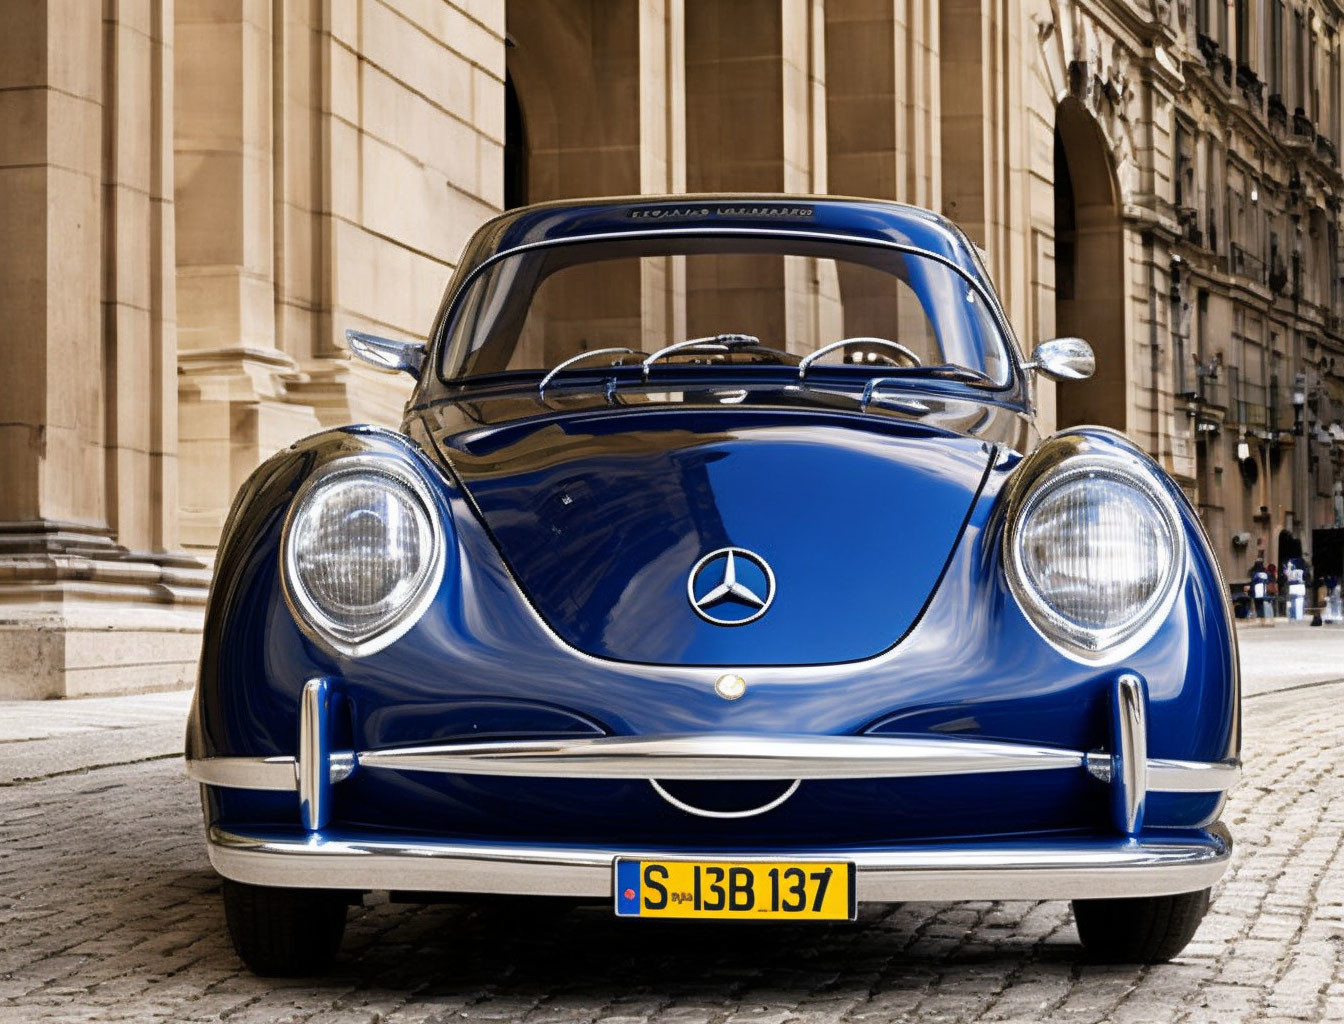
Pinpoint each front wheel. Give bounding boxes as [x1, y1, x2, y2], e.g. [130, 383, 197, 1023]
[1071, 889, 1210, 963]
[221, 879, 349, 976]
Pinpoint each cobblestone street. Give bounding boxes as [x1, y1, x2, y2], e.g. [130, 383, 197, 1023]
[1, 624, 1341, 1023]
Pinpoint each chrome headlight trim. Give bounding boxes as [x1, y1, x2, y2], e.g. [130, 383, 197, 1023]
[280, 455, 446, 658]
[1004, 451, 1186, 661]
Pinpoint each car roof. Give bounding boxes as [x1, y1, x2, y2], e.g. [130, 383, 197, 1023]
[452, 194, 985, 282]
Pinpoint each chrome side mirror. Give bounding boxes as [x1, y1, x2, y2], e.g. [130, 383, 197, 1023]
[345, 329, 426, 377]
[1024, 337, 1095, 382]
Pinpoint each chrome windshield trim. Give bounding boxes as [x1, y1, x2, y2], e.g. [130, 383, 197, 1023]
[434, 226, 1021, 391]
[186, 753, 354, 792]
[206, 824, 1232, 901]
[355, 733, 1086, 780]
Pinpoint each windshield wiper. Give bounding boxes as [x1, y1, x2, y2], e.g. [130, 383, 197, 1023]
[537, 347, 640, 399]
[798, 337, 922, 376]
[911, 364, 996, 384]
[801, 362, 994, 386]
[838, 363, 995, 385]
[640, 334, 763, 380]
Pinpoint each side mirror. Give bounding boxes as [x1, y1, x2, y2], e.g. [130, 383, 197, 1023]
[345, 329, 426, 377]
[1024, 337, 1095, 382]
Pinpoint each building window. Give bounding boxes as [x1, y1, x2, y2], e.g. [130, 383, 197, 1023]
[1196, 289, 1212, 398]
[1295, 10, 1306, 111]
[1206, 140, 1224, 254]
[1330, 221, 1339, 308]
[1269, 0, 1284, 94]
[1176, 121, 1195, 209]
[1309, 16, 1319, 121]
[1331, 31, 1341, 142]
[1236, 0, 1251, 67]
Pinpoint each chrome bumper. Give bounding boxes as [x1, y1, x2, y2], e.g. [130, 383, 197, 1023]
[188, 675, 1240, 836]
[206, 824, 1233, 901]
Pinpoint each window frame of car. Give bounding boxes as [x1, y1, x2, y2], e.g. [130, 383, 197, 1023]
[425, 227, 1030, 404]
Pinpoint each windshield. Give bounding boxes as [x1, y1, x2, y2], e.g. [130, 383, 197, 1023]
[438, 235, 1011, 385]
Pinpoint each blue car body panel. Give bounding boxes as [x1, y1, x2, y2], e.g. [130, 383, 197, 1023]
[428, 407, 994, 665]
[189, 196, 1238, 874]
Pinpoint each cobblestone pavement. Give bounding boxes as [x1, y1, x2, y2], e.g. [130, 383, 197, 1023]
[1, 630, 1341, 1023]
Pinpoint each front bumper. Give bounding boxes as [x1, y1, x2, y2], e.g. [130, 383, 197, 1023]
[195, 674, 1237, 899]
[206, 824, 1233, 901]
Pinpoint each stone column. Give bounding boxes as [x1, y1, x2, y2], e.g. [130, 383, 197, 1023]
[640, 0, 688, 347]
[684, 0, 837, 354]
[174, 0, 321, 551]
[825, 1, 941, 352]
[825, 0, 940, 207]
[507, 0, 649, 356]
[0, 0, 207, 698]
[175, 1, 505, 554]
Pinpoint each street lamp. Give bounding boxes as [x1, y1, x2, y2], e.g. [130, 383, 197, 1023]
[1237, 433, 1252, 462]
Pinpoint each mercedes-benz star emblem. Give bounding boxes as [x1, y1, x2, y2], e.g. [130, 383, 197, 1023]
[687, 547, 776, 626]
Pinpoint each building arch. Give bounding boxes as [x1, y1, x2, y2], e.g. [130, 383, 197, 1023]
[1054, 97, 1128, 432]
[504, 72, 528, 210]
[505, 1, 640, 205]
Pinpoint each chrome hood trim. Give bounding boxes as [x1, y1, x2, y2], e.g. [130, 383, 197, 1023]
[355, 732, 1084, 780]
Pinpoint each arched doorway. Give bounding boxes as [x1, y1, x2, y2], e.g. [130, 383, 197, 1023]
[504, 73, 527, 210]
[1054, 99, 1127, 432]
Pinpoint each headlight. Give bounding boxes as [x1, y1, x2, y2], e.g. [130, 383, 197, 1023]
[1005, 454, 1184, 657]
[282, 458, 445, 656]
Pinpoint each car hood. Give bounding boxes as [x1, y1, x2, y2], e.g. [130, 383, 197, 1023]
[421, 405, 995, 666]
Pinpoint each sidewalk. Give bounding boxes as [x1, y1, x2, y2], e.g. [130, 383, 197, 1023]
[0, 689, 191, 785]
[1235, 616, 1344, 698]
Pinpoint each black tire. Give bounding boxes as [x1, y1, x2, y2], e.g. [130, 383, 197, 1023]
[1071, 888, 1210, 963]
[221, 879, 349, 976]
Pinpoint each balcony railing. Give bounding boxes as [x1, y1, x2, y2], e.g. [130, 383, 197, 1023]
[1193, 367, 1228, 409]
[1230, 243, 1266, 284]
[1268, 94, 1288, 130]
[1197, 33, 1219, 70]
[1236, 64, 1264, 106]
[1267, 387, 1297, 433]
[1233, 379, 1269, 430]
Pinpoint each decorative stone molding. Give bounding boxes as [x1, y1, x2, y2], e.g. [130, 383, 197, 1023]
[1040, 0, 1140, 199]
[0, 521, 209, 698]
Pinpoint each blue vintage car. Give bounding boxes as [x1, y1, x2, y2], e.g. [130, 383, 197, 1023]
[186, 196, 1239, 976]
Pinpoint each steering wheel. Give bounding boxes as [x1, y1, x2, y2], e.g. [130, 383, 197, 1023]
[797, 337, 923, 378]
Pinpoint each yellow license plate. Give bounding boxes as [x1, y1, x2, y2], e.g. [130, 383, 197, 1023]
[614, 859, 855, 920]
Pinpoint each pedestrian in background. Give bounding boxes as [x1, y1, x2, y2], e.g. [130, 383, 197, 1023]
[1326, 574, 1343, 623]
[1251, 560, 1272, 620]
[1285, 559, 1307, 620]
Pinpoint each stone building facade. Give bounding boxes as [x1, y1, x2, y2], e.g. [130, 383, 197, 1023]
[2, 0, 1343, 698]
